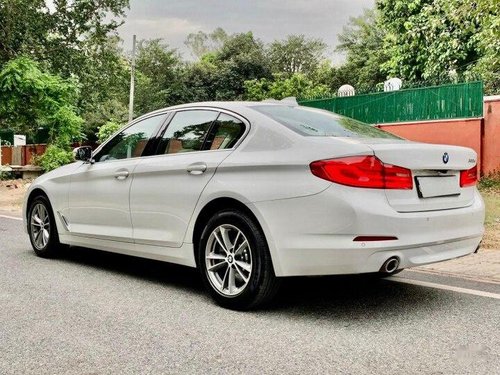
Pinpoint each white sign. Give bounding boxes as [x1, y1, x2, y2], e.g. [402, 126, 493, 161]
[14, 135, 26, 146]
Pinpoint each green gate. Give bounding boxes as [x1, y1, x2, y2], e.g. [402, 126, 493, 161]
[299, 81, 483, 124]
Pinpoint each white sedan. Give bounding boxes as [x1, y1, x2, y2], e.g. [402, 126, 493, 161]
[23, 101, 485, 310]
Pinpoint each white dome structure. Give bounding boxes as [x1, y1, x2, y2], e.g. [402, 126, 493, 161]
[338, 84, 355, 97]
[384, 78, 403, 92]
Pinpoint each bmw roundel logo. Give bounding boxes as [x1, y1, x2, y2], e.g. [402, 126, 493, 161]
[442, 152, 449, 164]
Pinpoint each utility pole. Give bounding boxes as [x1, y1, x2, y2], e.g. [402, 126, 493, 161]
[128, 34, 137, 123]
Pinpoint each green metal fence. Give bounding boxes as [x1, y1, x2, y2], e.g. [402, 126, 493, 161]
[299, 81, 483, 124]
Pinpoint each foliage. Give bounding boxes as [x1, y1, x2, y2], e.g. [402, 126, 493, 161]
[479, 171, 500, 191]
[0, 56, 83, 146]
[37, 144, 74, 172]
[133, 32, 273, 110]
[83, 98, 128, 142]
[0, 0, 129, 72]
[184, 28, 229, 59]
[98, 121, 121, 143]
[78, 35, 130, 135]
[268, 35, 327, 76]
[377, 0, 499, 93]
[210, 32, 272, 100]
[0, 0, 131, 135]
[244, 73, 332, 101]
[336, 9, 389, 91]
[0, 169, 14, 180]
[464, 0, 500, 94]
[134, 39, 182, 115]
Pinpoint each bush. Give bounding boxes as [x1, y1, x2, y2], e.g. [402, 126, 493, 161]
[97, 121, 121, 143]
[37, 145, 74, 172]
[479, 171, 500, 191]
[0, 169, 14, 180]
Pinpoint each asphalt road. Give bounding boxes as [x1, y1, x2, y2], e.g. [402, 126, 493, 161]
[1, 216, 499, 374]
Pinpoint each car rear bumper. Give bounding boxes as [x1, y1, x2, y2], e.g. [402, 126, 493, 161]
[251, 185, 485, 277]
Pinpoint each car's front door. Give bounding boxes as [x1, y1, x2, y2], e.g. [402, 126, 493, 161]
[68, 114, 167, 242]
[130, 110, 247, 248]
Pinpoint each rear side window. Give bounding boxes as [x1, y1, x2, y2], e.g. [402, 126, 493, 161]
[157, 110, 218, 154]
[252, 105, 400, 139]
[205, 113, 245, 150]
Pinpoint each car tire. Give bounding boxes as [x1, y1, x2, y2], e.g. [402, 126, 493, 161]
[198, 209, 281, 310]
[27, 195, 64, 258]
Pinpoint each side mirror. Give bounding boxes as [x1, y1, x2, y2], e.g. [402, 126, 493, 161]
[73, 146, 94, 163]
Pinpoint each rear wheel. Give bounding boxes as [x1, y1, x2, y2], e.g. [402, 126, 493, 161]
[28, 196, 63, 258]
[198, 209, 280, 310]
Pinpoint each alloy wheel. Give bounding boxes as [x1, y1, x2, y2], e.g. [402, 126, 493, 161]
[30, 203, 50, 250]
[205, 224, 253, 296]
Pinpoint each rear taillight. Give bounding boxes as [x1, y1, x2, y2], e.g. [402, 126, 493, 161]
[460, 165, 477, 187]
[310, 156, 413, 190]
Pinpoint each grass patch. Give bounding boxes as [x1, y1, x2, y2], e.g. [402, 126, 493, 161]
[479, 173, 500, 249]
[481, 190, 500, 226]
[479, 171, 500, 191]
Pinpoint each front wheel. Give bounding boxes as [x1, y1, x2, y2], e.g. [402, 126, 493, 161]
[28, 196, 63, 258]
[198, 209, 280, 310]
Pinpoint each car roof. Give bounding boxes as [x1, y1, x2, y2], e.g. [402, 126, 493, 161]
[140, 101, 296, 118]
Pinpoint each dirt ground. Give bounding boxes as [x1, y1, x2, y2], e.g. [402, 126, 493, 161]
[0, 179, 30, 213]
[1, 178, 498, 249]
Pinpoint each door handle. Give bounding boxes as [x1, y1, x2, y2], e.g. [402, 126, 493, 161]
[187, 163, 207, 175]
[114, 170, 129, 180]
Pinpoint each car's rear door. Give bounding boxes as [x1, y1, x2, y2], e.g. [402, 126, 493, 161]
[130, 109, 247, 248]
[68, 113, 167, 242]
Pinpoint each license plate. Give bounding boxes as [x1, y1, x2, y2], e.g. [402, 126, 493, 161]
[416, 176, 460, 198]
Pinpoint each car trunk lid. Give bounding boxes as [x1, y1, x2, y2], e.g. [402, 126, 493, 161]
[365, 141, 477, 212]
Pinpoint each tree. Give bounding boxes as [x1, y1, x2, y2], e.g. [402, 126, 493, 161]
[184, 27, 229, 59]
[0, 57, 82, 144]
[377, 0, 498, 92]
[134, 39, 182, 115]
[244, 73, 332, 101]
[463, 0, 500, 94]
[211, 32, 272, 100]
[336, 9, 388, 91]
[0, 57, 84, 171]
[268, 35, 327, 76]
[0, 0, 131, 135]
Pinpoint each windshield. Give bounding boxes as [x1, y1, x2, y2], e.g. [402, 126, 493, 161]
[252, 105, 400, 139]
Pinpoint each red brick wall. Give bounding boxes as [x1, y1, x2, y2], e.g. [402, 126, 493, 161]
[483, 96, 500, 175]
[0, 146, 13, 165]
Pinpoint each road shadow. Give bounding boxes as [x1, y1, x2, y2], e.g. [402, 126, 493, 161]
[266, 274, 446, 321]
[53, 245, 445, 318]
[56, 245, 203, 294]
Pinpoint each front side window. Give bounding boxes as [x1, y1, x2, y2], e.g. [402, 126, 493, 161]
[252, 105, 400, 139]
[206, 113, 246, 150]
[157, 110, 218, 154]
[95, 115, 165, 162]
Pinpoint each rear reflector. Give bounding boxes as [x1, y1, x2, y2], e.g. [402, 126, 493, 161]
[460, 165, 477, 187]
[310, 156, 413, 189]
[353, 236, 398, 242]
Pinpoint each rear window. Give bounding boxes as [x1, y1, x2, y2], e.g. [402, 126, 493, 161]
[252, 105, 400, 139]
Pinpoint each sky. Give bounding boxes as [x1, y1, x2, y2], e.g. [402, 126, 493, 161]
[117, 0, 376, 64]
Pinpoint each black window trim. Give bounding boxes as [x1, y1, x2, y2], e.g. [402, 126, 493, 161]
[154, 107, 249, 156]
[92, 111, 172, 162]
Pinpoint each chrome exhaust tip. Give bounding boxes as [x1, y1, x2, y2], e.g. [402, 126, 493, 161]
[380, 257, 400, 274]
